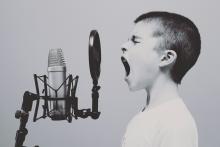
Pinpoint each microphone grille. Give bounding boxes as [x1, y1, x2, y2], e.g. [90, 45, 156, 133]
[48, 48, 66, 67]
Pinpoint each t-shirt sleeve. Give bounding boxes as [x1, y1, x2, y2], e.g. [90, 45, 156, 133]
[159, 126, 197, 147]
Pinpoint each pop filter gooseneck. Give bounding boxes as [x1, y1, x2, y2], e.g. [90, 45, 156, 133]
[89, 30, 101, 119]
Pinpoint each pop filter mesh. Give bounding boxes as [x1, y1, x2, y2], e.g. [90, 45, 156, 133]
[89, 30, 101, 85]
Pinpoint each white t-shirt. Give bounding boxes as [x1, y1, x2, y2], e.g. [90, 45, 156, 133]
[122, 98, 198, 147]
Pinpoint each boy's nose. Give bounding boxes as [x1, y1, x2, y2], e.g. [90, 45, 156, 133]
[121, 48, 127, 53]
[121, 41, 131, 53]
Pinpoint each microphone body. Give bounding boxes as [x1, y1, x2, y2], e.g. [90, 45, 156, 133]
[48, 49, 66, 119]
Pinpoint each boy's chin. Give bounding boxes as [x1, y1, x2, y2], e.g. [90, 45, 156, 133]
[125, 75, 147, 91]
[127, 82, 144, 91]
[128, 86, 137, 91]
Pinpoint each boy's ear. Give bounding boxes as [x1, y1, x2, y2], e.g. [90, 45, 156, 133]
[159, 50, 177, 68]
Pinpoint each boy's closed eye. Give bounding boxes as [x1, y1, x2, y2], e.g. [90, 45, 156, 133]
[130, 35, 141, 44]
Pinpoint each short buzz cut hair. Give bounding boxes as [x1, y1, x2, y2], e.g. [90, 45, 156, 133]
[135, 11, 201, 84]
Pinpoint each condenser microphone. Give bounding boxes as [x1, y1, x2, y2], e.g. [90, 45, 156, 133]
[48, 48, 66, 119]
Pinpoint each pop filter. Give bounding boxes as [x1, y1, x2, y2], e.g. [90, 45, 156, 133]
[89, 30, 101, 85]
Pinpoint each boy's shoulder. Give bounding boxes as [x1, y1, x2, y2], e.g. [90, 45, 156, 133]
[144, 98, 197, 130]
[123, 98, 198, 147]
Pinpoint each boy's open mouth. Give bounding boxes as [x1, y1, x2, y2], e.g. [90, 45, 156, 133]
[121, 56, 130, 77]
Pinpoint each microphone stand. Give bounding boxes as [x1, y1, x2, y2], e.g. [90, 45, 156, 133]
[15, 92, 39, 147]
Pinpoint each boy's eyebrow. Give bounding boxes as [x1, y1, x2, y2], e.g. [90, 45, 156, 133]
[134, 35, 142, 39]
[129, 35, 142, 40]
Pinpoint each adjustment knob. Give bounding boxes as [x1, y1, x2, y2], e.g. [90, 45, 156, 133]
[15, 110, 22, 119]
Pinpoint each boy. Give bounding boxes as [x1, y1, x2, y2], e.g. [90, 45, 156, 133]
[121, 11, 201, 147]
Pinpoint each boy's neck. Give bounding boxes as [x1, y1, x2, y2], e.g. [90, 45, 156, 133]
[145, 74, 180, 109]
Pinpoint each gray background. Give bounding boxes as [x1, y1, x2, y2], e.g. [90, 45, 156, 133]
[0, 0, 219, 147]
